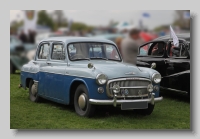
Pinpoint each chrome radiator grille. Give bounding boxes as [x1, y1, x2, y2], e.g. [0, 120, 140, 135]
[106, 78, 151, 98]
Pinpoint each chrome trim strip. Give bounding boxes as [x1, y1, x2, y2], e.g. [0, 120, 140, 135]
[89, 96, 163, 105]
[121, 86, 147, 89]
[160, 86, 188, 94]
[110, 86, 147, 89]
[106, 77, 151, 98]
[112, 94, 149, 98]
[21, 70, 94, 79]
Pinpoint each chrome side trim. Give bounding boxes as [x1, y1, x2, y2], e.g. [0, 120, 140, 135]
[106, 77, 152, 98]
[21, 70, 94, 79]
[160, 86, 188, 94]
[89, 96, 163, 105]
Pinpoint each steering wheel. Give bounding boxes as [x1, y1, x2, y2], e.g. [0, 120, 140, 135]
[71, 54, 85, 59]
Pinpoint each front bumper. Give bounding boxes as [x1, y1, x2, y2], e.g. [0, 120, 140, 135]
[89, 94, 163, 107]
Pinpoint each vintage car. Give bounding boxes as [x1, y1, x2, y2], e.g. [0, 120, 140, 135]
[137, 33, 190, 96]
[10, 35, 37, 74]
[19, 37, 163, 117]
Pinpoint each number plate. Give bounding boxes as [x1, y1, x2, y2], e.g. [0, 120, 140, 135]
[121, 101, 148, 110]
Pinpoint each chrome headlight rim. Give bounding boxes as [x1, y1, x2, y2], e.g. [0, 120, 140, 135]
[152, 73, 161, 84]
[96, 73, 108, 85]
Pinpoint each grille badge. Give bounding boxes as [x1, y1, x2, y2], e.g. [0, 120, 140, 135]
[124, 89, 129, 95]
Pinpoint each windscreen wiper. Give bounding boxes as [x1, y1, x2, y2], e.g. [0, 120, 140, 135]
[90, 57, 108, 60]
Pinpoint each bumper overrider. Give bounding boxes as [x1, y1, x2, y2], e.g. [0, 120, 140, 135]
[89, 93, 163, 107]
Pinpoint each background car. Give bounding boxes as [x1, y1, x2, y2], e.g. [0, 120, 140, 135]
[137, 33, 190, 96]
[10, 35, 37, 74]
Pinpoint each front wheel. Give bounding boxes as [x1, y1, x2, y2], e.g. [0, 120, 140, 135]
[134, 103, 155, 115]
[74, 84, 95, 117]
[29, 80, 41, 102]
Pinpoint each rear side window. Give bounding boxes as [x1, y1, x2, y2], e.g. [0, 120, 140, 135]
[51, 44, 65, 60]
[38, 43, 50, 59]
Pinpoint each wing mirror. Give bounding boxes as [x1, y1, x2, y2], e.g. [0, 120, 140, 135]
[151, 63, 156, 69]
[88, 63, 95, 69]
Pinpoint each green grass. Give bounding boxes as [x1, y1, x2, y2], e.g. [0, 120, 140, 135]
[10, 74, 190, 129]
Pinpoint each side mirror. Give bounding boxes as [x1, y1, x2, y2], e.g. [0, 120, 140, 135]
[151, 63, 156, 69]
[88, 63, 94, 69]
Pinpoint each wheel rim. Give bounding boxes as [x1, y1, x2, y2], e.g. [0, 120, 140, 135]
[78, 93, 87, 110]
[31, 84, 37, 96]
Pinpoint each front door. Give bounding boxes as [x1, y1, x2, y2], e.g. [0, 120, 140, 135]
[137, 41, 167, 78]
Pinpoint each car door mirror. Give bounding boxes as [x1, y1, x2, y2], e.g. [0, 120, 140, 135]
[151, 62, 156, 69]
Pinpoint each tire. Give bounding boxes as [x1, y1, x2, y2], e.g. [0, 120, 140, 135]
[74, 84, 95, 117]
[134, 103, 155, 115]
[10, 61, 15, 74]
[29, 80, 41, 102]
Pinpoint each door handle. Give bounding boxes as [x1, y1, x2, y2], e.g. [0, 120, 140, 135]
[164, 59, 169, 63]
[46, 62, 51, 65]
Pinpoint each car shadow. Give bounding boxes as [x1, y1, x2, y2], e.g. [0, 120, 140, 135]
[38, 98, 149, 119]
[160, 89, 190, 103]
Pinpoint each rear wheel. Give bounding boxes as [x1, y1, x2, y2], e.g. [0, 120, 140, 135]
[134, 103, 155, 115]
[74, 84, 95, 117]
[29, 80, 41, 102]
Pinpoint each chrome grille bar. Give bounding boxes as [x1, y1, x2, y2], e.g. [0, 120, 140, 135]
[106, 77, 151, 98]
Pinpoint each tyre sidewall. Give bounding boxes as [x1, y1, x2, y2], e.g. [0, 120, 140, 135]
[29, 80, 40, 102]
[74, 84, 95, 117]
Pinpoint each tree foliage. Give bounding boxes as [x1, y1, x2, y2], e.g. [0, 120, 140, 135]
[37, 10, 55, 31]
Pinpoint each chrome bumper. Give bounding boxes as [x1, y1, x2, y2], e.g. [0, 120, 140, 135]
[89, 96, 163, 107]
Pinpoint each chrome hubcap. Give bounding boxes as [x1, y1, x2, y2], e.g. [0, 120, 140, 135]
[31, 84, 36, 96]
[78, 94, 86, 110]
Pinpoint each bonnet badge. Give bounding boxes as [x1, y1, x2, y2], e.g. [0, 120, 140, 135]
[125, 72, 135, 75]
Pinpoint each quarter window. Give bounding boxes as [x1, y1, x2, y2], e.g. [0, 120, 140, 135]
[51, 44, 65, 60]
[38, 43, 50, 59]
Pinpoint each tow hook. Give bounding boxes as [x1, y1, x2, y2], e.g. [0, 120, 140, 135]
[18, 84, 22, 88]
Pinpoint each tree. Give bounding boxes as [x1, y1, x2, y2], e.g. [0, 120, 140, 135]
[37, 10, 55, 31]
[51, 10, 68, 29]
[71, 22, 93, 32]
[173, 10, 190, 30]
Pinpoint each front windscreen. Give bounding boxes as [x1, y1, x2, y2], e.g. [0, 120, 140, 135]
[67, 42, 121, 61]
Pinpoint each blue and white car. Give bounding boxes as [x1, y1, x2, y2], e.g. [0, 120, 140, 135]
[19, 37, 163, 117]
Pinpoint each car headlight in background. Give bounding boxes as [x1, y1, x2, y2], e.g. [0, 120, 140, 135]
[96, 74, 107, 85]
[152, 73, 161, 83]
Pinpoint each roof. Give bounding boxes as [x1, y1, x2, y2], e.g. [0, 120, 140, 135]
[40, 36, 116, 45]
[154, 33, 190, 42]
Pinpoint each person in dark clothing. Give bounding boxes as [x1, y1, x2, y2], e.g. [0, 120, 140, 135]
[28, 29, 36, 44]
[19, 30, 28, 43]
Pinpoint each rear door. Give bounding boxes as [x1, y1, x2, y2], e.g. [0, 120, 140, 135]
[163, 40, 190, 91]
[44, 42, 67, 101]
[137, 41, 167, 77]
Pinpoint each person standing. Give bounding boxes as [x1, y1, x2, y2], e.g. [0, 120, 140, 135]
[28, 30, 36, 44]
[19, 30, 28, 43]
[121, 28, 145, 65]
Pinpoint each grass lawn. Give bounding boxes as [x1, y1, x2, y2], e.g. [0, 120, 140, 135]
[10, 73, 190, 129]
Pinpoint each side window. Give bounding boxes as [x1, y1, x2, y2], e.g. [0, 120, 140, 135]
[51, 44, 65, 60]
[38, 43, 50, 59]
[150, 42, 165, 56]
[139, 44, 149, 55]
[168, 42, 189, 57]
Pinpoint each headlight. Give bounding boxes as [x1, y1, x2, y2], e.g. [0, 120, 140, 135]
[96, 74, 107, 85]
[152, 73, 161, 83]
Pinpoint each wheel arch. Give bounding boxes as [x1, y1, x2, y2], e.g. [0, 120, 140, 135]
[68, 78, 90, 105]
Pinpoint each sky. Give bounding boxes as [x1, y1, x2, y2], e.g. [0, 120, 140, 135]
[10, 10, 176, 30]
